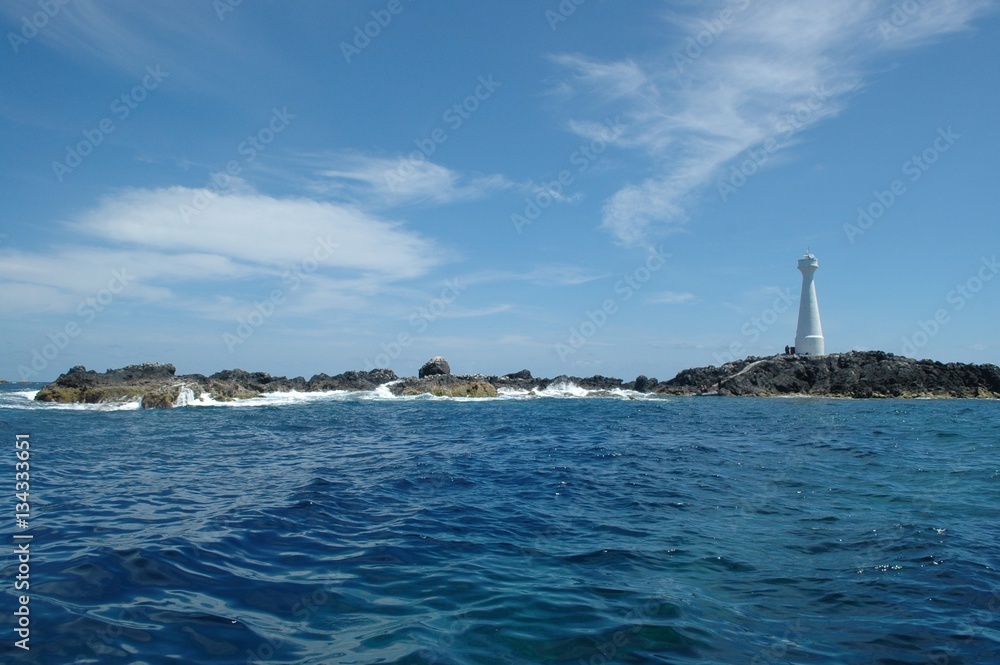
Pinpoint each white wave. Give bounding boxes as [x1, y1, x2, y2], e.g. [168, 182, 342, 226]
[496, 387, 533, 398]
[173, 386, 197, 407]
[25, 397, 142, 411]
[171, 388, 357, 408]
[532, 381, 592, 398]
[0, 380, 665, 411]
[0, 389, 42, 410]
[607, 387, 658, 400]
[371, 380, 402, 400]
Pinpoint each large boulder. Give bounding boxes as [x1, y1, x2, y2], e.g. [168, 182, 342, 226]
[419, 356, 451, 378]
[633, 375, 657, 392]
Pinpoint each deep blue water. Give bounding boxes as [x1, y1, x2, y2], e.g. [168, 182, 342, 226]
[1, 384, 999, 664]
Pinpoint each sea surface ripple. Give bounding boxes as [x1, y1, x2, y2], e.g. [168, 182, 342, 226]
[1, 386, 998, 664]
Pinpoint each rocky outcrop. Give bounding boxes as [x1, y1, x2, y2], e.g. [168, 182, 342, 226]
[33, 364, 396, 408]
[655, 357, 758, 395]
[655, 351, 1000, 398]
[418, 356, 451, 378]
[34, 364, 185, 407]
[390, 374, 498, 398]
[32, 351, 1000, 407]
[306, 369, 397, 392]
[632, 375, 659, 392]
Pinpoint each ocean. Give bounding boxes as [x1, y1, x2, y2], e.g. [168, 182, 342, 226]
[1, 383, 998, 664]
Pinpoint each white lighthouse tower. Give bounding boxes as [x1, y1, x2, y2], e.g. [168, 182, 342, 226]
[794, 250, 825, 356]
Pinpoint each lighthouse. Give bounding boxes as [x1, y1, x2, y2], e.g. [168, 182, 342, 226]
[794, 250, 825, 356]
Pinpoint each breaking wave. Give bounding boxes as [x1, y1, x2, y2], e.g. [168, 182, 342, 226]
[0, 381, 662, 411]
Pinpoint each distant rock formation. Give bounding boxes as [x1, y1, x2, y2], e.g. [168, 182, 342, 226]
[633, 375, 656, 392]
[34, 364, 188, 408]
[31, 351, 1000, 407]
[306, 369, 398, 392]
[390, 374, 498, 398]
[418, 356, 451, 378]
[33, 364, 398, 408]
[655, 351, 1000, 398]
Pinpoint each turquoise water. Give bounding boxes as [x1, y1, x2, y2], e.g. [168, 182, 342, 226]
[1, 385, 998, 664]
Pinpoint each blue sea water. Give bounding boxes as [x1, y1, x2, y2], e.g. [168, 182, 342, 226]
[1, 383, 998, 665]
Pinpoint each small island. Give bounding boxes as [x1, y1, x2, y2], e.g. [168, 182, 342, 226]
[30, 351, 1000, 408]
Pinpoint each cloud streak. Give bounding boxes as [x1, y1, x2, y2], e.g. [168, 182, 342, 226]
[308, 152, 514, 207]
[553, 0, 996, 246]
[0, 184, 443, 315]
[76, 185, 438, 278]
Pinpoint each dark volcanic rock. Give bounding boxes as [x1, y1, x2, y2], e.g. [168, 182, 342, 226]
[35, 363, 182, 405]
[104, 363, 176, 383]
[306, 369, 398, 392]
[656, 357, 761, 395]
[489, 370, 542, 392]
[418, 356, 451, 378]
[35, 364, 392, 407]
[577, 375, 624, 391]
[390, 374, 497, 397]
[33, 350, 1000, 407]
[657, 351, 1000, 398]
[208, 369, 307, 396]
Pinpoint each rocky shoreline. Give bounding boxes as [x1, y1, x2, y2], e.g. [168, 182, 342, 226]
[30, 351, 1000, 408]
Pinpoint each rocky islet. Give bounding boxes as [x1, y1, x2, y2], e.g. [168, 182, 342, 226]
[31, 351, 1000, 408]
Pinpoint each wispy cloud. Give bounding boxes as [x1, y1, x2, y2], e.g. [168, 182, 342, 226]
[0, 0, 311, 103]
[462, 265, 609, 288]
[652, 291, 696, 305]
[0, 184, 442, 314]
[75, 185, 438, 277]
[439, 304, 513, 319]
[878, 0, 995, 49]
[552, 0, 997, 246]
[295, 152, 514, 207]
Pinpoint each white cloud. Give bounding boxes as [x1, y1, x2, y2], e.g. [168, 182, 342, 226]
[76, 185, 439, 279]
[0, 0, 261, 92]
[462, 265, 608, 288]
[553, 0, 997, 246]
[440, 304, 513, 319]
[305, 153, 513, 206]
[0, 185, 444, 315]
[652, 291, 696, 305]
[877, 0, 996, 49]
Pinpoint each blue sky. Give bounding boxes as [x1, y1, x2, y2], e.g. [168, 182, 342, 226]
[2, 0, 999, 382]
